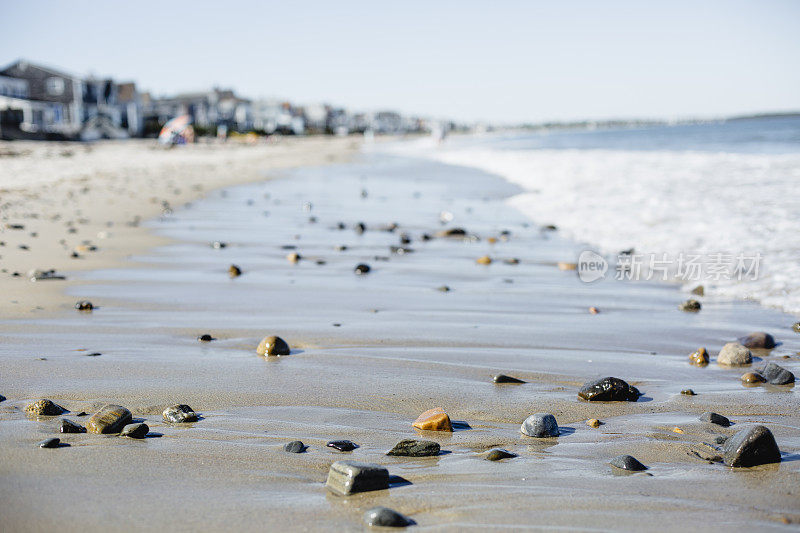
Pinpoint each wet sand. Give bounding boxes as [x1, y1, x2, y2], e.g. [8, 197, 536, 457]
[0, 151, 798, 531]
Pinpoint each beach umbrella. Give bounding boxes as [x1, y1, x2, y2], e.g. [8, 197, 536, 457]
[158, 114, 195, 145]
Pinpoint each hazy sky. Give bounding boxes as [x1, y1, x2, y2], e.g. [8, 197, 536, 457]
[2, 0, 799, 123]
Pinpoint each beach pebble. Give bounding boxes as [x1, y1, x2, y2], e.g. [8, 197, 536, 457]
[521, 413, 559, 437]
[588, 306, 600, 314]
[39, 438, 61, 449]
[86, 405, 132, 434]
[325, 461, 389, 496]
[354, 263, 371, 275]
[587, 418, 603, 428]
[363, 506, 412, 528]
[689, 347, 709, 366]
[610, 455, 648, 471]
[557, 262, 577, 271]
[0, 394, 5, 402]
[228, 264, 242, 277]
[793, 322, 800, 333]
[412, 408, 453, 432]
[679, 299, 702, 312]
[436, 285, 451, 292]
[60, 418, 86, 433]
[327, 440, 358, 452]
[284, 440, 306, 453]
[197, 334, 215, 342]
[485, 448, 517, 461]
[354, 222, 366, 234]
[493, 374, 525, 384]
[717, 342, 752, 365]
[504, 258, 520, 265]
[25, 399, 66, 417]
[211, 241, 227, 249]
[29, 269, 66, 281]
[758, 362, 795, 385]
[286, 252, 301, 263]
[681, 389, 696, 396]
[699, 412, 731, 427]
[75, 300, 94, 311]
[256, 335, 290, 356]
[691, 285, 705, 296]
[163, 404, 197, 423]
[386, 439, 440, 457]
[722, 425, 781, 467]
[578, 377, 641, 402]
[435, 228, 466, 238]
[476, 255, 492, 265]
[737, 332, 776, 349]
[741, 372, 766, 384]
[120, 423, 149, 439]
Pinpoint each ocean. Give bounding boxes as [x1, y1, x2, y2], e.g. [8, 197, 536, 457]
[396, 116, 800, 315]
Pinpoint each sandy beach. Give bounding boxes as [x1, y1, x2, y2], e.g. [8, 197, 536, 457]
[0, 142, 798, 531]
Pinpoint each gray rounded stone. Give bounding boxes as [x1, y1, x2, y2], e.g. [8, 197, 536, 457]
[758, 362, 795, 385]
[610, 454, 647, 471]
[163, 404, 197, 423]
[722, 425, 781, 467]
[363, 506, 412, 528]
[485, 448, 517, 461]
[717, 342, 752, 366]
[737, 332, 776, 349]
[284, 440, 306, 453]
[520, 413, 559, 437]
[120, 423, 149, 439]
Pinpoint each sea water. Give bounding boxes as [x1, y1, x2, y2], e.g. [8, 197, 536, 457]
[395, 116, 800, 314]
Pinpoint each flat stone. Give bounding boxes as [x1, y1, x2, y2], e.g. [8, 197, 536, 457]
[699, 412, 731, 427]
[485, 448, 517, 461]
[120, 423, 149, 439]
[325, 461, 389, 495]
[197, 334, 215, 342]
[679, 299, 702, 312]
[520, 413, 559, 437]
[578, 377, 641, 402]
[493, 374, 525, 384]
[738, 332, 776, 349]
[60, 418, 86, 433]
[610, 454, 648, 471]
[256, 335, 290, 356]
[386, 439, 440, 457]
[163, 404, 197, 423]
[284, 440, 306, 453]
[759, 362, 795, 385]
[717, 342, 752, 366]
[327, 440, 358, 452]
[689, 347, 709, 366]
[25, 399, 66, 417]
[39, 438, 61, 448]
[722, 425, 781, 467]
[412, 408, 452, 432]
[363, 507, 412, 528]
[86, 405, 132, 434]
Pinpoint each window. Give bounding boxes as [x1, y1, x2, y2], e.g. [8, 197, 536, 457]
[46, 77, 65, 96]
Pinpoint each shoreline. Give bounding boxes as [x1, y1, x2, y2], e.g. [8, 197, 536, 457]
[0, 136, 362, 320]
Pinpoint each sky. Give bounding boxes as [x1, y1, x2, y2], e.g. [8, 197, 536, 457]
[1, 0, 799, 123]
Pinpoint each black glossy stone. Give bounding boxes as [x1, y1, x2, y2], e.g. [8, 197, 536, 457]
[60, 418, 86, 433]
[722, 425, 781, 467]
[284, 440, 306, 453]
[485, 448, 517, 461]
[610, 455, 647, 471]
[493, 374, 525, 384]
[699, 412, 731, 427]
[75, 300, 94, 311]
[39, 438, 61, 449]
[354, 264, 371, 275]
[120, 423, 149, 439]
[197, 334, 215, 342]
[327, 439, 358, 452]
[578, 377, 641, 402]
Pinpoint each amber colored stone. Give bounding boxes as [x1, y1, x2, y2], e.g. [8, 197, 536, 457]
[256, 335, 290, 356]
[476, 255, 492, 265]
[741, 372, 766, 384]
[689, 347, 709, 366]
[587, 418, 602, 428]
[558, 262, 577, 270]
[86, 404, 132, 434]
[412, 407, 452, 432]
[589, 307, 600, 315]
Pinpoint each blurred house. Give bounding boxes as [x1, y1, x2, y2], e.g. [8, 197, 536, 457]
[0, 59, 142, 140]
[252, 99, 304, 135]
[143, 88, 252, 136]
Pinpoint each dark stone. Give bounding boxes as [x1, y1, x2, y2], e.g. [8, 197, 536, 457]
[493, 374, 525, 384]
[163, 404, 198, 423]
[759, 362, 795, 385]
[363, 507, 413, 528]
[699, 412, 731, 427]
[29, 269, 65, 281]
[578, 377, 641, 402]
[75, 411, 87, 417]
[714, 435, 728, 445]
[793, 322, 800, 333]
[386, 439, 440, 457]
[39, 438, 61, 449]
[0, 394, 5, 402]
[228, 264, 242, 277]
[354, 222, 366, 234]
[284, 440, 306, 453]
[197, 334, 215, 342]
[436, 285, 450, 292]
[25, 399, 66, 417]
[75, 300, 93, 311]
[211, 241, 227, 249]
[722, 425, 781, 467]
[327, 439, 358, 452]
[326, 461, 388, 495]
[86, 405, 132, 434]
[738, 332, 776, 349]
[679, 299, 702, 312]
[610, 455, 648, 471]
[436, 228, 467, 238]
[520, 413, 559, 437]
[485, 448, 517, 461]
[681, 389, 696, 396]
[257, 335, 290, 356]
[354, 264, 371, 275]
[60, 418, 86, 433]
[399, 233, 411, 245]
[120, 423, 149, 439]
[390, 246, 413, 255]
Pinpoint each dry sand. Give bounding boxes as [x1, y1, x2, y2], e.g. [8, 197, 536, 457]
[0, 145, 798, 532]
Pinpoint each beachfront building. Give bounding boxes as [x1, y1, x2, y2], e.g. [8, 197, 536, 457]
[252, 99, 304, 135]
[0, 59, 143, 140]
[143, 88, 253, 136]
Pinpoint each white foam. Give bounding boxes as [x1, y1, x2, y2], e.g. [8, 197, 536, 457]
[391, 139, 800, 315]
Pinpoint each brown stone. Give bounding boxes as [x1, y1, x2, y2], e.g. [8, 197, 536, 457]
[25, 399, 66, 417]
[228, 264, 242, 277]
[256, 335, 290, 356]
[741, 372, 766, 384]
[587, 418, 602, 428]
[689, 347, 709, 366]
[86, 404, 132, 434]
[589, 307, 600, 314]
[412, 407, 452, 432]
